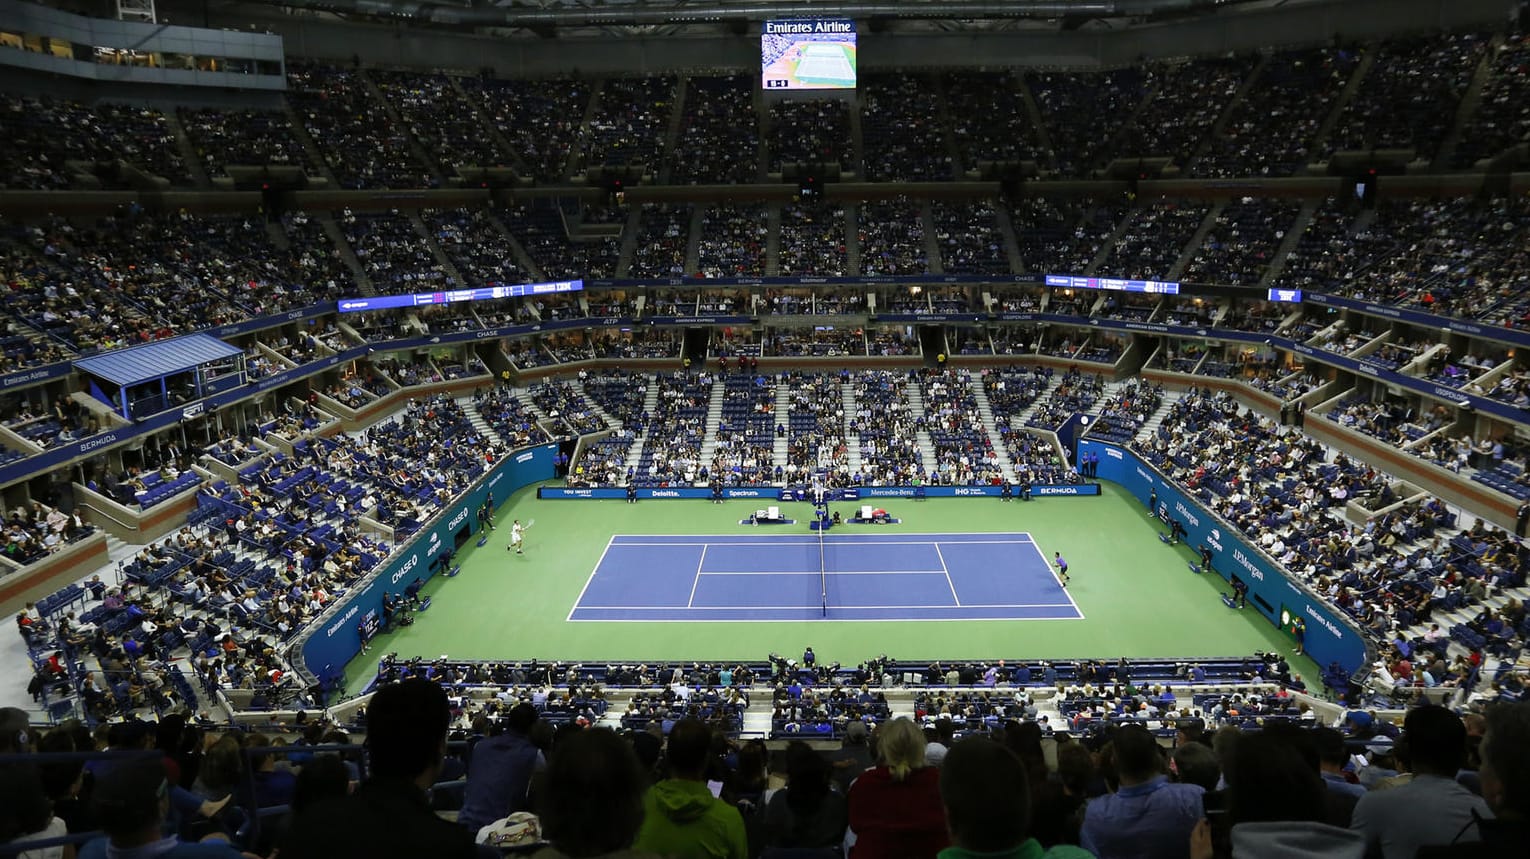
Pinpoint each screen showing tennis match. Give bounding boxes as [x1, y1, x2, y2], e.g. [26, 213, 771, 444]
[762, 18, 858, 90]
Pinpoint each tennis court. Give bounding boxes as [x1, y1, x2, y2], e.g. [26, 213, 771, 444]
[568, 532, 1082, 622]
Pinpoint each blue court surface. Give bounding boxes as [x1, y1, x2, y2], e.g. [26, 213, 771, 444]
[568, 532, 1083, 622]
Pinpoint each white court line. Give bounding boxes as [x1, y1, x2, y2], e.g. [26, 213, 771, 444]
[612, 532, 1036, 542]
[569, 615, 1089, 624]
[686, 545, 707, 608]
[1029, 539, 1086, 620]
[612, 539, 1035, 547]
[566, 535, 616, 622]
[696, 569, 949, 576]
[934, 543, 961, 606]
[576, 603, 1076, 610]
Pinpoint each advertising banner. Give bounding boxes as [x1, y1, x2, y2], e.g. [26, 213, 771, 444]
[1078, 439, 1371, 674]
[295, 444, 557, 684]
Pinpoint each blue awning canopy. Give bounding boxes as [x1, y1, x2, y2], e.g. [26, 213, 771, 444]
[73, 334, 244, 388]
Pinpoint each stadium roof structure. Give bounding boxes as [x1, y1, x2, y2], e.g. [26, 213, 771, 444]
[73, 334, 244, 388]
[234, 0, 1261, 35]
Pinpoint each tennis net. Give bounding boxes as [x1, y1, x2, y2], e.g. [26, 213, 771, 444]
[818, 524, 828, 618]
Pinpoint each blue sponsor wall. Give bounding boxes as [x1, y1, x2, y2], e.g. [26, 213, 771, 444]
[295, 443, 557, 685]
[1078, 439, 1372, 675]
[538, 483, 1100, 500]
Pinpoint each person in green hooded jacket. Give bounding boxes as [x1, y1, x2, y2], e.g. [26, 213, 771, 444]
[634, 719, 747, 859]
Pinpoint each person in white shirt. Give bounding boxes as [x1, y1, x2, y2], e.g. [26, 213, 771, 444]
[508, 520, 525, 554]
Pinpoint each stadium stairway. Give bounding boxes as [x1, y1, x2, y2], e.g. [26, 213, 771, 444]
[972, 381, 1019, 483]
[905, 378, 940, 471]
[515, 387, 563, 439]
[460, 395, 508, 449]
[1307, 46, 1378, 163]
[698, 376, 728, 465]
[1167, 202, 1226, 282]
[1008, 374, 1064, 429]
[316, 212, 376, 296]
[575, 379, 621, 430]
[359, 70, 445, 186]
[622, 383, 663, 477]
[281, 102, 342, 188]
[842, 381, 864, 475]
[1257, 200, 1321, 289]
[407, 211, 469, 288]
[773, 383, 792, 472]
[1432, 32, 1502, 172]
[161, 111, 211, 188]
[445, 75, 529, 177]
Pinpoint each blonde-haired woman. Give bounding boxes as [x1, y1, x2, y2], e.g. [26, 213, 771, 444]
[847, 717, 948, 859]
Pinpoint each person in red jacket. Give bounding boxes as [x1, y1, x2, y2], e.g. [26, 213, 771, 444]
[848, 717, 948, 859]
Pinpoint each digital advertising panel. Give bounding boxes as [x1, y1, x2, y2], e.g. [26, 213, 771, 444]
[762, 19, 858, 90]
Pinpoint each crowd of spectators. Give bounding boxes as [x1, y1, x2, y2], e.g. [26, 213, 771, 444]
[1451, 30, 1530, 168]
[372, 70, 511, 175]
[916, 370, 1003, 486]
[697, 205, 768, 278]
[500, 202, 621, 281]
[458, 75, 590, 182]
[1322, 34, 1487, 162]
[285, 64, 435, 189]
[778, 203, 847, 276]
[667, 75, 758, 184]
[1028, 68, 1146, 176]
[338, 209, 452, 293]
[848, 370, 924, 486]
[1195, 47, 1361, 178]
[932, 202, 1010, 276]
[1119, 56, 1257, 169]
[628, 204, 692, 278]
[529, 379, 608, 438]
[1095, 200, 1210, 280]
[633, 371, 712, 487]
[178, 107, 315, 178]
[1136, 387, 1526, 677]
[945, 70, 1045, 170]
[857, 197, 928, 276]
[766, 99, 855, 174]
[423, 208, 527, 290]
[1181, 199, 1301, 286]
[782, 371, 850, 485]
[0, 94, 191, 189]
[860, 73, 954, 181]
[580, 76, 675, 173]
[1010, 197, 1124, 275]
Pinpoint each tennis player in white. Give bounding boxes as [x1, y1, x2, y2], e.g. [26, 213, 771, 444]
[508, 519, 524, 554]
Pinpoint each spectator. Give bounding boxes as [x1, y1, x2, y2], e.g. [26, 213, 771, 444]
[939, 737, 1092, 859]
[1080, 724, 1204, 859]
[533, 728, 651, 859]
[759, 741, 848, 853]
[0, 762, 67, 859]
[78, 758, 249, 859]
[279, 678, 493, 859]
[847, 717, 948, 859]
[1417, 701, 1530, 857]
[1351, 706, 1491, 859]
[827, 720, 874, 794]
[1193, 729, 1366, 859]
[633, 719, 746, 859]
[1171, 743, 1222, 793]
[459, 702, 547, 833]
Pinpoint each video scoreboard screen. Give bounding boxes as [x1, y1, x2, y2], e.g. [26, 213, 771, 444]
[762, 18, 857, 90]
[337, 279, 583, 313]
[1044, 274, 1180, 295]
